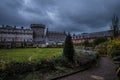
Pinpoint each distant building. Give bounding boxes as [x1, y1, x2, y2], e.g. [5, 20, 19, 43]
[0, 25, 33, 48]
[0, 24, 115, 48]
[0, 24, 66, 48]
[31, 24, 46, 47]
[30, 24, 66, 47]
[72, 30, 113, 44]
[46, 28, 66, 45]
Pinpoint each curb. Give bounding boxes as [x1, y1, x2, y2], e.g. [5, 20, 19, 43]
[50, 67, 89, 80]
[49, 58, 99, 80]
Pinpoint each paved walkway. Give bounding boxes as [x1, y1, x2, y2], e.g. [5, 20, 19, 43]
[58, 57, 119, 80]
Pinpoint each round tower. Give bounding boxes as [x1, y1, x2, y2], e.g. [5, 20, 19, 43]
[31, 24, 45, 47]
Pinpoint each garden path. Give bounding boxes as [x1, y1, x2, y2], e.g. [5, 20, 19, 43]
[58, 57, 119, 80]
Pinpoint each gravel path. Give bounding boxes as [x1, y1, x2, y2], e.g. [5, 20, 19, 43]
[58, 57, 119, 80]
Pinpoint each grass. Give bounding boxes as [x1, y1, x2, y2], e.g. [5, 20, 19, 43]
[0, 48, 98, 80]
[0, 48, 62, 63]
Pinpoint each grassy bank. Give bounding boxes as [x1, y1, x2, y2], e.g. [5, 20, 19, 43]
[0, 48, 98, 80]
[0, 48, 62, 63]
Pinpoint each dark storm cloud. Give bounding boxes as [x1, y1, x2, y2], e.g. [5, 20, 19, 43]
[0, 0, 27, 26]
[0, 0, 120, 33]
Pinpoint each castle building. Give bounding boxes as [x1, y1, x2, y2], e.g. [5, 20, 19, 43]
[0, 24, 115, 48]
[46, 28, 66, 45]
[0, 25, 33, 48]
[0, 24, 66, 48]
[31, 24, 46, 47]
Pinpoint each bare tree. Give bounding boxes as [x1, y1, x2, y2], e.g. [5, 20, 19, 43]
[111, 15, 119, 38]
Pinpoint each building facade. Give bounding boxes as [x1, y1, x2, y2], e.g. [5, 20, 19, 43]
[0, 24, 114, 48]
[46, 29, 66, 45]
[72, 30, 113, 44]
[31, 24, 46, 47]
[0, 24, 66, 48]
[0, 25, 33, 48]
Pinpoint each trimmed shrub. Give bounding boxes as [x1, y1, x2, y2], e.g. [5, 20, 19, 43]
[63, 34, 74, 62]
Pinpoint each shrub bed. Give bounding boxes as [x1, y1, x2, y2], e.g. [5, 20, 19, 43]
[0, 60, 55, 80]
[0, 49, 98, 80]
[95, 37, 120, 78]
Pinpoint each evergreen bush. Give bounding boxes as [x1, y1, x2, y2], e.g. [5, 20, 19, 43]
[63, 34, 74, 62]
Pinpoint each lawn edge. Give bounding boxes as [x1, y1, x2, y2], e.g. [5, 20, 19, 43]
[49, 67, 89, 80]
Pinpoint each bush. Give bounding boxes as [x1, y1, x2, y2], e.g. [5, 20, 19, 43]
[95, 37, 120, 78]
[0, 62, 37, 80]
[110, 49, 120, 62]
[5, 62, 37, 76]
[51, 55, 74, 68]
[93, 37, 108, 46]
[63, 34, 74, 62]
[0, 63, 6, 71]
[107, 39, 120, 54]
[96, 37, 120, 55]
[51, 55, 64, 66]
[107, 37, 120, 63]
[40, 59, 55, 70]
[0, 59, 56, 80]
[95, 42, 108, 55]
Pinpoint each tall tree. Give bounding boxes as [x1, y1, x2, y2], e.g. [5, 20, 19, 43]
[111, 15, 119, 38]
[63, 33, 74, 62]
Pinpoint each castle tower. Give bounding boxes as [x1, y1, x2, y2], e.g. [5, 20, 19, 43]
[31, 24, 46, 47]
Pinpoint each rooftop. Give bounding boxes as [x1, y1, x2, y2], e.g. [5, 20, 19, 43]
[30, 24, 45, 29]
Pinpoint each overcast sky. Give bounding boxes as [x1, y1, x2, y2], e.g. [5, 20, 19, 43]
[0, 0, 120, 33]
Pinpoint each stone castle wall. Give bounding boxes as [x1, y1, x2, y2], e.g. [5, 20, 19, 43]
[0, 24, 66, 48]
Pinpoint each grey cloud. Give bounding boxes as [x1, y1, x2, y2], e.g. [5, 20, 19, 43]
[0, 0, 120, 33]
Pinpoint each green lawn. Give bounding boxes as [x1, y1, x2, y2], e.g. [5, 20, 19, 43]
[0, 48, 62, 63]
